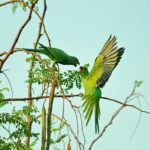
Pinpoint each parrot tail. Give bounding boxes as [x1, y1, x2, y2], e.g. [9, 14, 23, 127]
[23, 48, 48, 56]
[82, 94, 100, 133]
[23, 48, 42, 53]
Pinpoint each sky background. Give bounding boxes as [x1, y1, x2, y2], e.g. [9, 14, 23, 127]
[0, 0, 150, 149]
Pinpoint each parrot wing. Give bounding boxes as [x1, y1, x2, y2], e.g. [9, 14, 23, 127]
[87, 35, 124, 87]
[38, 43, 72, 63]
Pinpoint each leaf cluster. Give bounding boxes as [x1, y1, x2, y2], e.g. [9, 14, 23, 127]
[50, 120, 68, 146]
[11, 0, 39, 14]
[26, 57, 53, 85]
[26, 56, 82, 93]
[134, 80, 143, 87]
[59, 70, 81, 92]
[0, 105, 40, 149]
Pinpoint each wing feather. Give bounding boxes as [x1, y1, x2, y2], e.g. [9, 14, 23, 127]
[38, 43, 71, 63]
[87, 35, 124, 88]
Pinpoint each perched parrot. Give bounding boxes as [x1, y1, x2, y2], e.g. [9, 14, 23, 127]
[19, 43, 80, 66]
[80, 35, 124, 133]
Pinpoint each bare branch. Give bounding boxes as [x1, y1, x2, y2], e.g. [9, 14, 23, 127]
[2, 94, 81, 101]
[0, 0, 39, 71]
[2, 95, 150, 115]
[0, 0, 22, 7]
[102, 97, 150, 115]
[34, 0, 48, 47]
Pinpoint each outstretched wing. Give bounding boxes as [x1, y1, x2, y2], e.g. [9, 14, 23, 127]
[87, 35, 124, 88]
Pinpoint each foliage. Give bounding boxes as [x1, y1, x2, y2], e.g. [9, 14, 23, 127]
[60, 70, 81, 92]
[12, 1, 27, 14]
[0, 81, 9, 107]
[26, 56, 53, 84]
[0, 104, 39, 149]
[134, 80, 143, 87]
[51, 120, 68, 145]
[84, 63, 90, 68]
[0, 55, 81, 148]
[26, 56, 81, 93]
[11, 0, 39, 14]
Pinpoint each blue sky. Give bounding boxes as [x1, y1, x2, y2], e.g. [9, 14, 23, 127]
[0, 0, 150, 149]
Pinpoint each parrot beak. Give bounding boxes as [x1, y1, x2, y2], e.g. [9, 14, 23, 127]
[74, 61, 80, 67]
[79, 66, 84, 72]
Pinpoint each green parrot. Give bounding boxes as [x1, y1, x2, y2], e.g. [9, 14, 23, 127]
[19, 43, 80, 66]
[80, 35, 124, 133]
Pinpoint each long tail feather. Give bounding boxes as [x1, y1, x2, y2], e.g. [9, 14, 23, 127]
[22, 48, 48, 55]
[95, 100, 100, 133]
[82, 95, 101, 133]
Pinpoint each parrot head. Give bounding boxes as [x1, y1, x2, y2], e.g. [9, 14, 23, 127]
[71, 57, 80, 67]
[79, 66, 89, 77]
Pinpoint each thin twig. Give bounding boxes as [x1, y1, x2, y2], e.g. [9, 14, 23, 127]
[129, 97, 142, 141]
[1, 71, 13, 100]
[77, 108, 86, 145]
[34, 0, 48, 47]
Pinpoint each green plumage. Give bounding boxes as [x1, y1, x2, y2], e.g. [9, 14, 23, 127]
[80, 35, 124, 133]
[20, 43, 80, 66]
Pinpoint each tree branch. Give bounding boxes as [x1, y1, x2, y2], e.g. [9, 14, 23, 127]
[2, 94, 81, 101]
[2, 95, 150, 115]
[0, 0, 39, 71]
[0, 0, 22, 7]
[46, 78, 57, 150]
[34, 0, 48, 47]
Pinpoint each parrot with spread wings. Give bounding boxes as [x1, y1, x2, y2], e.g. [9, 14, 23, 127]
[18, 43, 80, 66]
[80, 35, 124, 133]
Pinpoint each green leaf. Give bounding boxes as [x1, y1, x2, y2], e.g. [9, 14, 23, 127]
[84, 63, 90, 68]
[134, 80, 143, 87]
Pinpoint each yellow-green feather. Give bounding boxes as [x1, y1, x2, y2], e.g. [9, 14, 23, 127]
[81, 74, 101, 133]
[87, 35, 124, 88]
